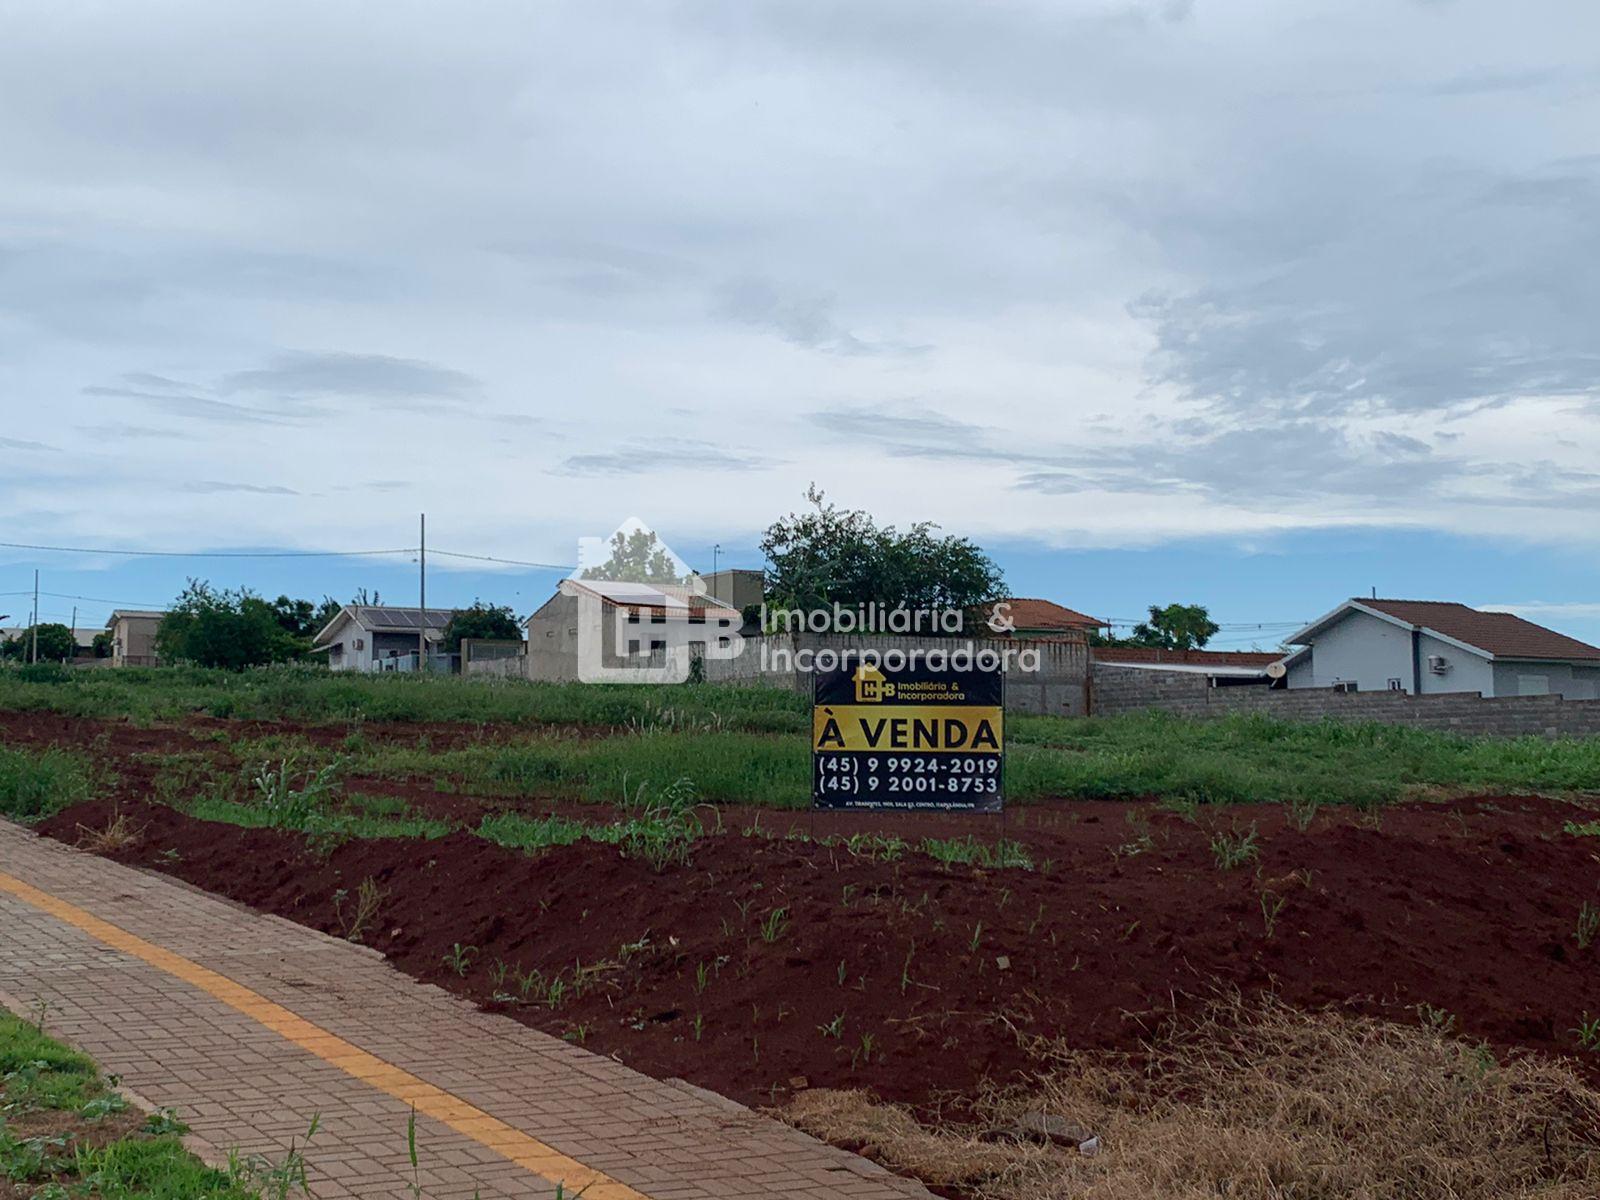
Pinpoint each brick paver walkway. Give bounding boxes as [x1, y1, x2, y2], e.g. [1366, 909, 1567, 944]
[0, 822, 929, 1200]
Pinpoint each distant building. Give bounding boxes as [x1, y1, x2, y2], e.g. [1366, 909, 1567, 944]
[979, 598, 1106, 638]
[312, 605, 456, 672]
[104, 610, 164, 667]
[525, 579, 741, 682]
[701, 568, 764, 612]
[1283, 598, 1600, 698]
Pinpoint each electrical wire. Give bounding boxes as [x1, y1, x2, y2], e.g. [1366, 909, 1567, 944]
[38, 591, 169, 608]
[427, 549, 575, 571]
[0, 540, 415, 559]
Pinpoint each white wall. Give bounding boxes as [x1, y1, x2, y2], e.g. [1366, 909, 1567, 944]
[1416, 630, 1494, 696]
[1287, 609, 1498, 694]
[1491, 661, 1600, 700]
[1289, 608, 1418, 692]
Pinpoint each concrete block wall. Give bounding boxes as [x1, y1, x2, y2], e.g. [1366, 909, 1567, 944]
[1091, 664, 1600, 737]
[703, 633, 1090, 716]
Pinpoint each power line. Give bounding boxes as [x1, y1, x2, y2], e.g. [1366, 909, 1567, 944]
[38, 590, 169, 607]
[0, 538, 578, 571]
[0, 540, 416, 559]
[427, 549, 575, 571]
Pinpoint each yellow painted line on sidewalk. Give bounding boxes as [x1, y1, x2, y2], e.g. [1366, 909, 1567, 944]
[0, 870, 650, 1200]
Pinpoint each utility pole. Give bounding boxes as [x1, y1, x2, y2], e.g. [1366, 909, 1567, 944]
[418, 514, 427, 672]
[30, 570, 39, 664]
[712, 544, 721, 599]
[69, 605, 76, 663]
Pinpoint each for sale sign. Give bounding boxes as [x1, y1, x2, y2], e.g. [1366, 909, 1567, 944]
[811, 656, 1004, 812]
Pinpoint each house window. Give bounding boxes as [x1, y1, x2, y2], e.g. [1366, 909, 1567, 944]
[1518, 675, 1550, 696]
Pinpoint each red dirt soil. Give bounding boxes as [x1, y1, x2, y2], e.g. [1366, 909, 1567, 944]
[31, 774, 1600, 1118]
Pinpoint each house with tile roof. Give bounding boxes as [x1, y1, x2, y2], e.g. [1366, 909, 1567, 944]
[977, 598, 1105, 638]
[1282, 598, 1600, 698]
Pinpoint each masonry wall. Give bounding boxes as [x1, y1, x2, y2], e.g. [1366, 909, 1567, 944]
[1092, 664, 1600, 737]
[703, 633, 1091, 716]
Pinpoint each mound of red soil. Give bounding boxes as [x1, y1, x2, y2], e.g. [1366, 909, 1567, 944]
[39, 787, 1600, 1113]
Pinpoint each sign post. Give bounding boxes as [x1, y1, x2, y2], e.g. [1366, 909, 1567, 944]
[811, 655, 1004, 812]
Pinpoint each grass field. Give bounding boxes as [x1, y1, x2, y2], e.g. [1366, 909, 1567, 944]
[6, 666, 1600, 1200]
[2, 664, 1598, 815]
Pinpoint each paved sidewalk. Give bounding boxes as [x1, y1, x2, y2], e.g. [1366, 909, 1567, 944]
[0, 822, 929, 1200]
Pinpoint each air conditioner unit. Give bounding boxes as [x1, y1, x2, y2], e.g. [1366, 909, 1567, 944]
[1427, 654, 1450, 674]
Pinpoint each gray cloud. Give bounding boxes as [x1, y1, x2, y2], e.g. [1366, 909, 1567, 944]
[715, 278, 929, 356]
[560, 438, 783, 476]
[84, 350, 478, 427]
[219, 352, 479, 400]
[5, 0, 1600, 557]
[1129, 160, 1600, 419]
[0, 436, 59, 452]
[182, 481, 299, 495]
[75, 423, 187, 440]
[84, 382, 323, 426]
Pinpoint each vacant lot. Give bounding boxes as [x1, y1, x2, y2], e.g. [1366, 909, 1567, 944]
[4, 665, 1600, 1197]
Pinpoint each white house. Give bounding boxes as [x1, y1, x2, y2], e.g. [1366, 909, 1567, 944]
[312, 605, 455, 672]
[1282, 598, 1600, 698]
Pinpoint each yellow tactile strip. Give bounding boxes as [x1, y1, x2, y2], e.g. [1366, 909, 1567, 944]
[0, 869, 649, 1200]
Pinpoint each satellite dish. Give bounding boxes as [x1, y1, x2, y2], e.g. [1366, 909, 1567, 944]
[1266, 661, 1288, 680]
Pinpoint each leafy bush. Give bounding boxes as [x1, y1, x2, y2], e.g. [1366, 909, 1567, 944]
[156, 580, 309, 669]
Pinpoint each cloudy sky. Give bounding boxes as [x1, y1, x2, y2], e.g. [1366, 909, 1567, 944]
[3, 1, 1599, 642]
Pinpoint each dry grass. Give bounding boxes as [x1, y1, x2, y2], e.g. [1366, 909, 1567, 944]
[334, 875, 386, 943]
[785, 999, 1600, 1199]
[74, 807, 145, 853]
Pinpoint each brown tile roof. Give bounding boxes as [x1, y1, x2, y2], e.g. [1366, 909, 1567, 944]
[1092, 646, 1283, 668]
[983, 598, 1106, 632]
[1360, 599, 1600, 661]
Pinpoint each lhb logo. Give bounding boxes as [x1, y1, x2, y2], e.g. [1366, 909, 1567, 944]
[853, 662, 894, 702]
[569, 519, 746, 684]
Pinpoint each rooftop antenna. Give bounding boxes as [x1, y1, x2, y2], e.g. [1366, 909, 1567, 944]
[1371, 586, 1377, 599]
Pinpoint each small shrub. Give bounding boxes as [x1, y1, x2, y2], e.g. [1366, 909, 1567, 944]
[1210, 824, 1261, 870]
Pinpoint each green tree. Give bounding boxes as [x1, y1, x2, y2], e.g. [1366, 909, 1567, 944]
[271, 595, 317, 638]
[155, 581, 308, 669]
[0, 623, 75, 662]
[441, 602, 521, 651]
[91, 631, 112, 658]
[581, 528, 685, 584]
[1128, 603, 1220, 650]
[311, 596, 345, 635]
[760, 486, 1005, 618]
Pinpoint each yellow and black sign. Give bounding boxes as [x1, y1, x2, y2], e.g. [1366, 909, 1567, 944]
[812, 706, 1003, 753]
[812, 658, 1004, 812]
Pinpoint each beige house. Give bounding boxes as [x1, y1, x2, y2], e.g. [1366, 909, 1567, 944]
[105, 610, 164, 667]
